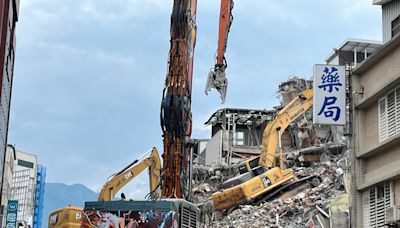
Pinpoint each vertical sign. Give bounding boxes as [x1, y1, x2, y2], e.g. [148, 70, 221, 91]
[6, 200, 18, 228]
[313, 64, 346, 125]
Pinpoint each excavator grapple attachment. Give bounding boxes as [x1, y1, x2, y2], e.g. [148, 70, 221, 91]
[205, 66, 228, 103]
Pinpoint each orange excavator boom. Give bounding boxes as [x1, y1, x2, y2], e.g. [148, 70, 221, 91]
[205, 0, 234, 103]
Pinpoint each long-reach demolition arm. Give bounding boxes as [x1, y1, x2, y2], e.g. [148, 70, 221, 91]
[98, 148, 161, 201]
[160, 0, 233, 199]
[160, 0, 197, 199]
[205, 0, 234, 103]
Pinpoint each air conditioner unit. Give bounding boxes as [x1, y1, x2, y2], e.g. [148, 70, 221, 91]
[386, 206, 400, 223]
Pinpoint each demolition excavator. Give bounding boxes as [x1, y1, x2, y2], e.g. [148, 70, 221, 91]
[212, 89, 318, 210]
[160, 0, 233, 200]
[75, 1, 234, 227]
[97, 147, 161, 201]
[50, 0, 233, 225]
[48, 148, 162, 228]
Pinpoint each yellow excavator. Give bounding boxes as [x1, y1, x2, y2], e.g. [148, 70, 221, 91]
[212, 89, 316, 210]
[48, 148, 161, 228]
[48, 206, 83, 228]
[98, 147, 161, 201]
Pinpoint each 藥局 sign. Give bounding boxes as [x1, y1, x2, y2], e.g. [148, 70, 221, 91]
[313, 64, 346, 125]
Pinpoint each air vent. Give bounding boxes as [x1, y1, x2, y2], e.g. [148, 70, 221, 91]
[181, 206, 198, 228]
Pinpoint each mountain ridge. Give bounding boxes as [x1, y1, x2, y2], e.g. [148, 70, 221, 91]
[43, 183, 97, 227]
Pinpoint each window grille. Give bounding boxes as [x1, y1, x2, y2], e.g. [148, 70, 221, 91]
[379, 98, 387, 141]
[378, 85, 400, 142]
[392, 16, 400, 38]
[363, 182, 393, 227]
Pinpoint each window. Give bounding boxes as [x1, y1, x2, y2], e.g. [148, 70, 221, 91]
[378, 86, 400, 142]
[362, 182, 393, 228]
[235, 131, 244, 146]
[392, 16, 400, 38]
[17, 159, 34, 169]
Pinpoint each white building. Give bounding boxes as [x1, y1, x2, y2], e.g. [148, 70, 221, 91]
[11, 149, 38, 227]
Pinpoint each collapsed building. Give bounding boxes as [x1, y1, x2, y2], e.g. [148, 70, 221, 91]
[191, 3, 396, 227]
[191, 76, 352, 227]
[193, 77, 347, 165]
[195, 108, 275, 165]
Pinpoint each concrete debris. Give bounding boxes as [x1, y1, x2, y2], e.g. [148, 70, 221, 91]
[278, 76, 313, 105]
[193, 143, 350, 227]
[194, 77, 351, 227]
[192, 163, 238, 205]
[284, 142, 346, 169]
[192, 183, 212, 194]
[205, 67, 228, 103]
[192, 163, 238, 186]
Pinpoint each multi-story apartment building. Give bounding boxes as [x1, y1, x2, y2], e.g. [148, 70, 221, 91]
[352, 1, 400, 227]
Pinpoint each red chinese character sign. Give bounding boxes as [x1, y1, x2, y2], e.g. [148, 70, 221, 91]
[313, 64, 346, 125]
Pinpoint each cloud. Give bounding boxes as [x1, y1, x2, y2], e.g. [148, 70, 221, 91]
[235, 0, 379, 27]
[9, 0, 382, 193]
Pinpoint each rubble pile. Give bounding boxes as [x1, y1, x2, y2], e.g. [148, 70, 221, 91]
[192, 163, 239, 205]
[285, 142, 348, 167]
[211, 148, 350, 228]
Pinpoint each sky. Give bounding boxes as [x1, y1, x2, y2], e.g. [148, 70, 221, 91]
[9, 0, 381, 199]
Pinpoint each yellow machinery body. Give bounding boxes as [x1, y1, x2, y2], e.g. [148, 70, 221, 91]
[98, 147, 161, 201]
[212, 167, 294, 210]
[48, 148, 161, 228]
[48, 206, 82, 228]
[212, 89, 313, 210]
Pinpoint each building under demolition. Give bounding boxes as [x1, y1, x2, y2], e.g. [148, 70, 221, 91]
[191, 1, 400, 226]
[195, 108, 275, 165]
[192, 75, 350, 227]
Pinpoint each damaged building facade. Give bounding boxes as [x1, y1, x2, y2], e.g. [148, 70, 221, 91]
[191, 75, 351, 227]
[191, 75, 352, 227]
[195, 77, 337, 167]
[195, 108, 275, 165]
[192, 40, 392, 226]
[192, 2, 400, 227]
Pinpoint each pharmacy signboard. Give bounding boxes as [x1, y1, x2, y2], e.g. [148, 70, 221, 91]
[313, 64, 346, 125]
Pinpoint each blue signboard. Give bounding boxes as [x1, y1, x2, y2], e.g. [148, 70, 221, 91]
[6, 200, 18, 228]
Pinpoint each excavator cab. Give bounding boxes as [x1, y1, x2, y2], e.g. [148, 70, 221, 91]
[219, 163, 267, 190]
[238, 156, 260, 174]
